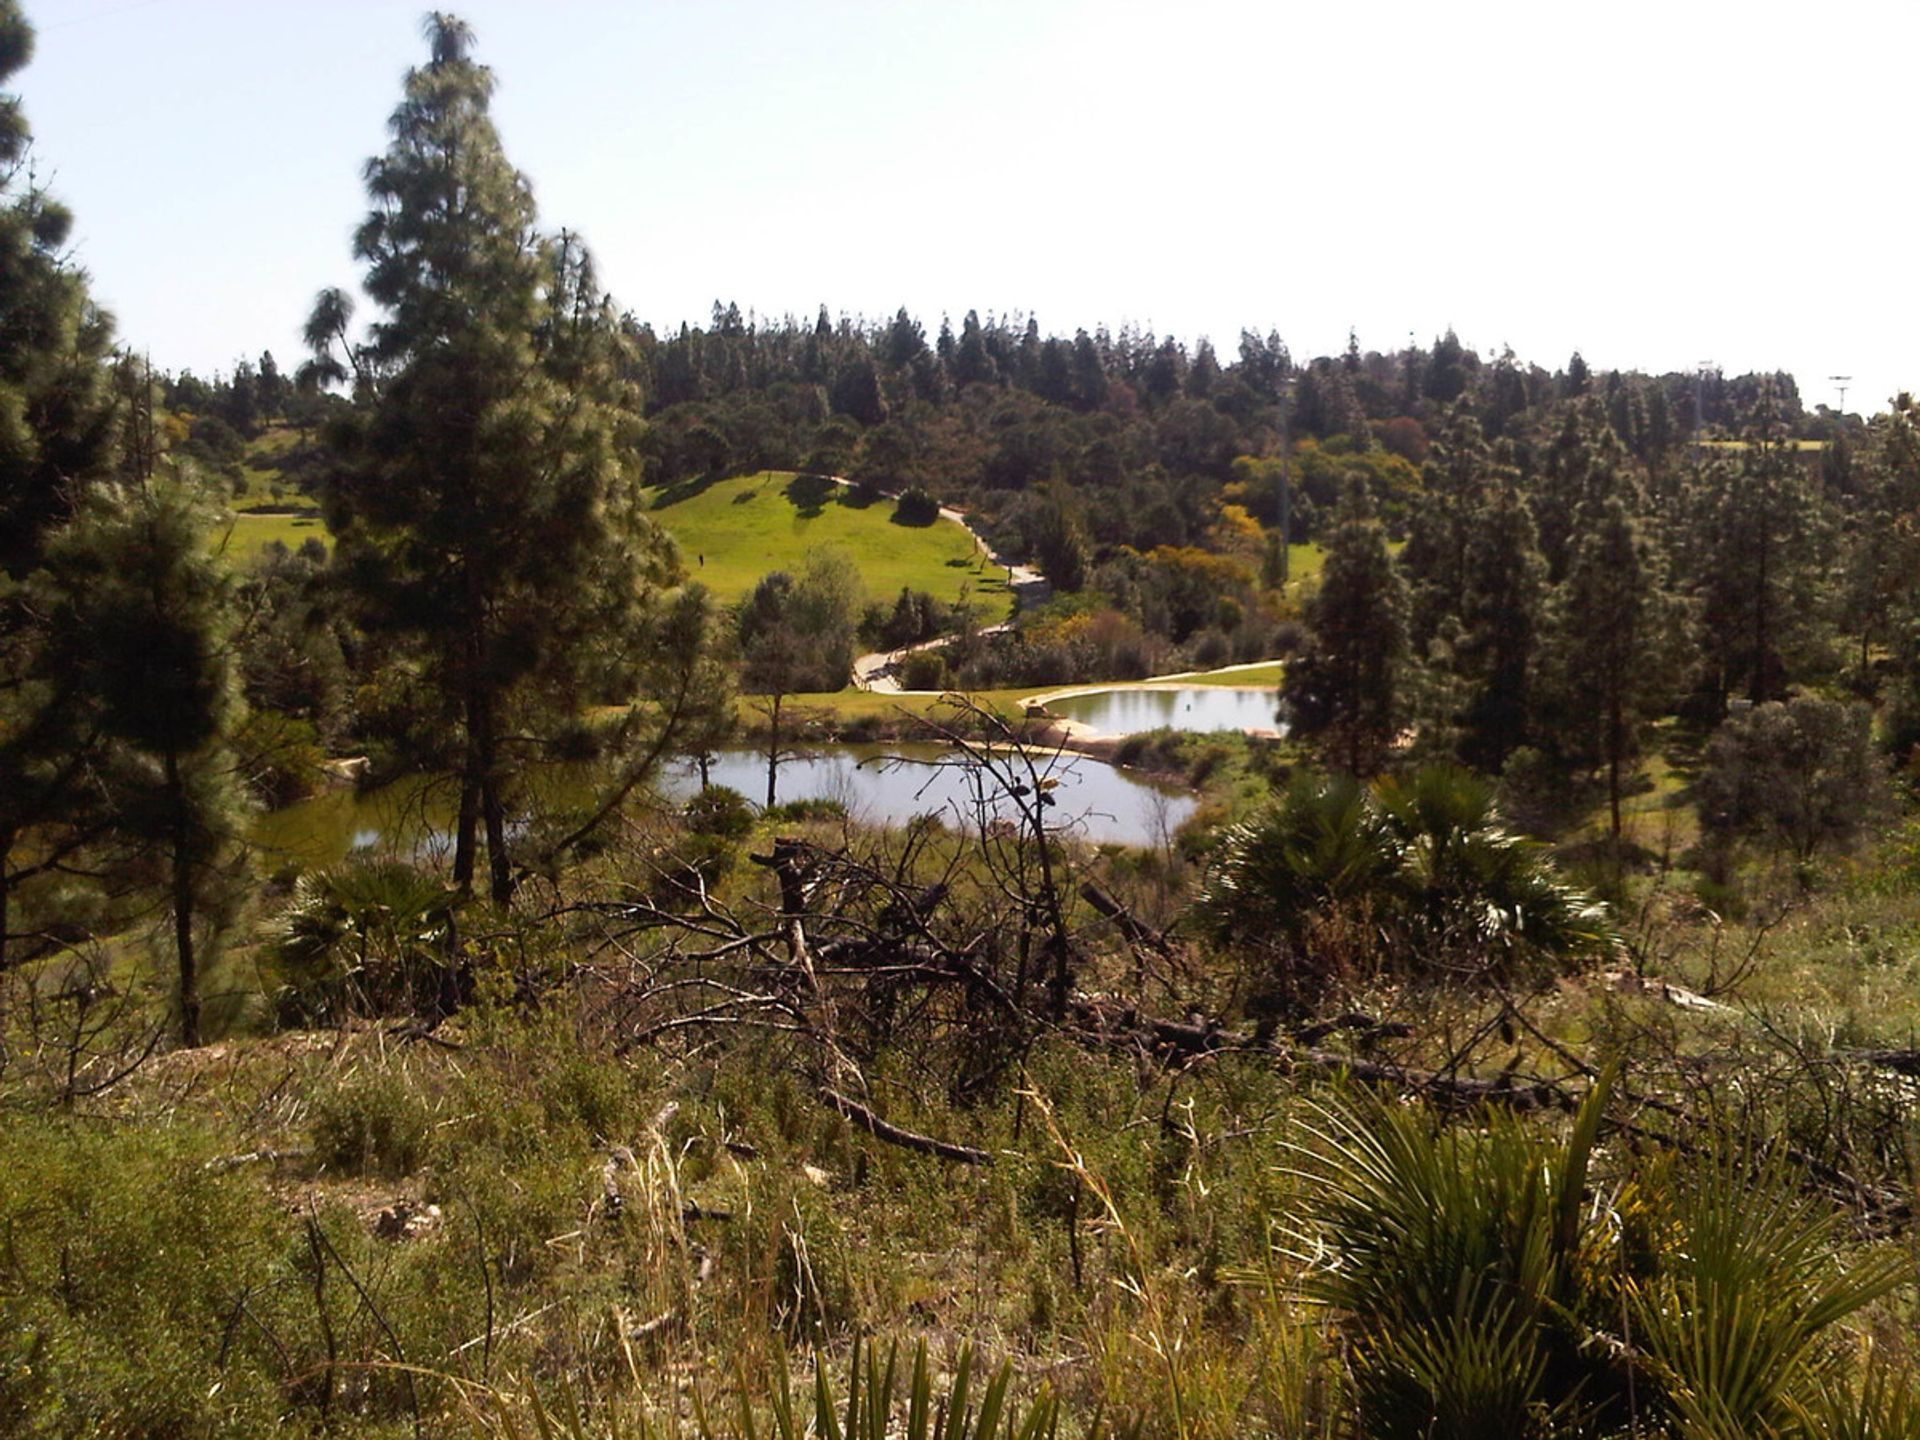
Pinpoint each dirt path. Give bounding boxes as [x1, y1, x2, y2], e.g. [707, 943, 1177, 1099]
[842, 478, 1047, 691]
[853, 621, 1012, 693]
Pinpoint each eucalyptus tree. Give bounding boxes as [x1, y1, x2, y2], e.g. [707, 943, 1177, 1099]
[305, 14, 698, 902]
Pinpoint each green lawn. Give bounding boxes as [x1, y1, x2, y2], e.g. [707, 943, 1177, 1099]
[215, 509, 330, 565]
[647, 471, 1012, 613]
[1281, 542, 1326, 588]
[1151, 661, 1283, 686]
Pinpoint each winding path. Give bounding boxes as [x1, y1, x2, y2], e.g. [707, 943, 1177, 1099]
[848, 484, 1048, 691]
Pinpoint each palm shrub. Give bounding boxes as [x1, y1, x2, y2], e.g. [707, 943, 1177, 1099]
[268, 857, 460, 1024]
[1625, 1152, 1914, 1438]
[1198, 765, 1613, 1011]
[1287, 1073, 1916, 1439]
[1287, 1072, 1618, 1439]
[468, 1336, 1143, 1440]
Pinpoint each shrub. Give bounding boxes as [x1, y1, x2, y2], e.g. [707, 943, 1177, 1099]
[766, 797, 849, 823]
[892, 486, 941, 526]
[0, 1118, 290, 1435]
[1294, 1075, 1915, 1440]
[684, 783, 755, 840]
[235, 709, 327, 807]
[268, 858, 461, 1024]
[900, 650, 950, 690]
[1198, 766, 1613, 1012]
[1697, 696, 1893, 867]
[310, 1071, 434, 1177]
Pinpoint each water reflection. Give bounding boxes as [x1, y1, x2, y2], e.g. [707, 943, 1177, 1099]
[1047, 686, 1281, 736]
[255, 743, 1195, 868]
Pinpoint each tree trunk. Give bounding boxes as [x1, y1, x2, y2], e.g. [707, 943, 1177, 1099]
[1751, 525, 1771, 705]
[1607, 692, 1624, 840]
[764, 693, 783, 809]
[0, 830, 12, 976]
[482, 769, 511, 904]
[453, 712, 481, 895]
[165, 749, 200, 1048]
[466, 676, 512, 904]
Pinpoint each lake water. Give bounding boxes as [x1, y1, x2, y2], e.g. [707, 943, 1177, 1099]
[1047, 686, 1281, 736]
[254, 743, 1194, 868]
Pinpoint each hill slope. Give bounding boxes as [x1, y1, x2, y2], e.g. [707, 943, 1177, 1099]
[647, 471, 1013, 611]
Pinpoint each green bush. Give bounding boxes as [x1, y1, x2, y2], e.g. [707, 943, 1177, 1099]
[684, 783, 755, 840]
[0, 1118, 290, 1436]
[892, 486, 941, 526]
[268, 857, 461, 1024]
[310, 1070, 434, 1177]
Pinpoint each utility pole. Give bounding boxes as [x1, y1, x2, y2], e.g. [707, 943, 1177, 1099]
[1693, 360, 1716, 464]
[1829, 375, 1852, 415]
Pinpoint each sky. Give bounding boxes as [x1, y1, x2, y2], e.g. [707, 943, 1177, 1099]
[15, 0, 1917, 415]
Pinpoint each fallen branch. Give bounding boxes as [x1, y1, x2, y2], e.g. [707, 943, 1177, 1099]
[1079, 880, 1170, 954]
[203, 1147, 309, 1173]
[1849, 1048, 1920, 1077]
[820, 1086, 993, 1166]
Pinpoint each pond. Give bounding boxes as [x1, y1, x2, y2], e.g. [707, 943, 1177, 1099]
[253, 743, 1195, 869]
[1045, 686, 1282, 736]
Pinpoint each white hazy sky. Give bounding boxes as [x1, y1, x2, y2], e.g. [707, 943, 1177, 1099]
[16, 0, 1916, 414]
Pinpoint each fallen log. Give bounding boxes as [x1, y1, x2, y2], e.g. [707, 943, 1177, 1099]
[820, 1086, 994, 1166]
[1287, 1048, 1575, 1113]
[1850, 1048, 1920, 1077]
[1071, 1005, 1571, 1112]
[1078, 880, 1171, 954]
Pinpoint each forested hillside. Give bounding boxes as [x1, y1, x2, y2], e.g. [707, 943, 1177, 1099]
[4, 5, 1918, 1438]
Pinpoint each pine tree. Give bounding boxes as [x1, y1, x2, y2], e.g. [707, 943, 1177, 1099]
[1282, 483, 1411, 775]
[306, 14, 681, 902]
[41, 469, 249, 1045]
[1539, 498, 1687, 839]
[1532, 402, 1638, 582]
[1836, 395, 1920, 683]
[1452, 479, 1545, 771]
[1681, 393, 1829, 710]
[0, 0, 124, 973]
[1398, 407, 1495, 652]
[1027, 485, 1090, 593]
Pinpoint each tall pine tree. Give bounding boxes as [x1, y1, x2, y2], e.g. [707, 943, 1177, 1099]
[1282, 482, 1411, 775]
[1452, 478, 1545, 771]
[0, 0, 123, 973]
[307, 15, 685, 902]
[1539, 498, 1687, 840]
[41, 456, 248, 1046]
[1680, 392, 1828, 710]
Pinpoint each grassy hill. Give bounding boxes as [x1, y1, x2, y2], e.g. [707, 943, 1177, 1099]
[216, 508, 330, 563]
[646, 471, 1013, 612]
